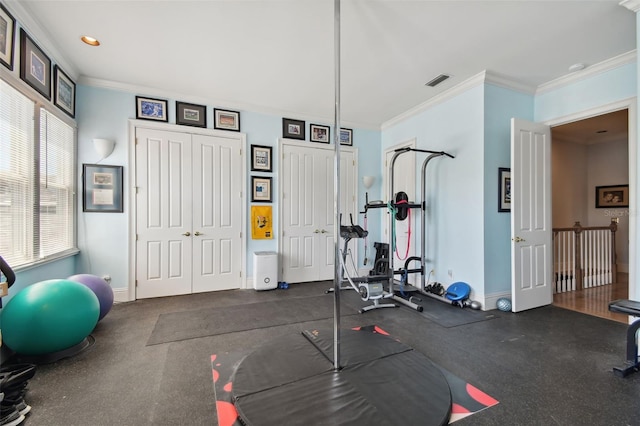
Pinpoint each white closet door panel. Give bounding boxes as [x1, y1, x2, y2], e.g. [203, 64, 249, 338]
[136, 128, 192, 298]
[192, 134, 241, 293]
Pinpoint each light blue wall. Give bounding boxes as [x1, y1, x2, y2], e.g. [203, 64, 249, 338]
[535, 62, 637, 122]
[483, 85, 533, 295]
[76, 86, 132, 292]
[382, 86, 485, 295]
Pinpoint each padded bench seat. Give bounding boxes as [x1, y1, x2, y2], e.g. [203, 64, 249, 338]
[608, 299, 640, 377]
[609, 299, 640, 316]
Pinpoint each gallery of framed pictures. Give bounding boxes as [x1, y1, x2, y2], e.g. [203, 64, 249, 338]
[83, 164, 124, 213]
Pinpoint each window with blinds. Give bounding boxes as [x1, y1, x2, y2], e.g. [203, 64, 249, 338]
[0, 78, 76, 268]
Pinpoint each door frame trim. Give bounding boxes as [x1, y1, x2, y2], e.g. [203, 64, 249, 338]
[128, 120, 247, 301]
[542, 97, 637, 304]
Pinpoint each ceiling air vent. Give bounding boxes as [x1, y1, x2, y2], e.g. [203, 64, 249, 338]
[425, 74, 450, 87]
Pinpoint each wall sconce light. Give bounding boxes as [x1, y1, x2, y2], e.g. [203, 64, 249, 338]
[93, 138, 115, 160]
[362, 176, 375, 189]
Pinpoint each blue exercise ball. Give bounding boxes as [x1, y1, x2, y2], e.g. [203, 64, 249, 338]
[496, 297, 512, 312]
[67, 274, 114, 321]
[2, 279, 100, 356]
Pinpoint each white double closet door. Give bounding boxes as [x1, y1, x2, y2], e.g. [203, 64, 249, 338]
[280, 140, 357, 283]
[135, 127, 243, 299]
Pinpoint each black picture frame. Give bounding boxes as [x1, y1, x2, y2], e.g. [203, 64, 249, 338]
[176, 101, 206, 128]
[251, 176, 272, 202]
[595, 184, 629, 208]
[0, 3, 16, 71]
[136, 96, 168, 122]
[83, 164, 124, 213]
[498, 167, 511, 213]
[310, 124, 330, 144]
[53, 65, 76, 118]
[19, 29, 51, 100]
[339, 128, 353, 146]
[214, 108, 241, 132]
[283, 118, 305, 140]
[251, 145, 272, 172]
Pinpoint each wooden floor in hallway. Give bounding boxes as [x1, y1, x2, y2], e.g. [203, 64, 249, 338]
[553, 273, 629, 323]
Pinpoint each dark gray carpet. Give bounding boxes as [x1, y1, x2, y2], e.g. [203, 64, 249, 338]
[413, 294, 498, 327]
[147, 294, 357, 345]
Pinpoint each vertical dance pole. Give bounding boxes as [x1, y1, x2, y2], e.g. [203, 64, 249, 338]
[333, 0, 342, 371]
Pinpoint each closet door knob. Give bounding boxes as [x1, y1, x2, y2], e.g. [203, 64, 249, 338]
[182, 232, 191, 237]
[194, 231, 202, 236]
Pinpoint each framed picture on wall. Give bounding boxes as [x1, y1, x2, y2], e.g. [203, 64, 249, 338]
[83, 164, 124, 212]
[498, 167, 511, 212]
[339, 128, 353, 146]
[54, 65, 76, 118]
[0, 3, 16, 70]
[20, 29, 51, 100]
[595, 184, 629, 208]
[251, 176, 272, 202]
[310, 124, 330, 143]
[251, 145, 272, 172]
[214, 108, 241, 131]
[136, 96, 168, 122]
[176, 101, 206, 127]
[282, 118, 305, 140]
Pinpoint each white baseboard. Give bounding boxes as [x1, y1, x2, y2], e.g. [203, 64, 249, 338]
[113, 288, 131, 303]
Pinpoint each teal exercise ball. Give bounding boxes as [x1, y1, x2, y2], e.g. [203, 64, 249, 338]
[2, 279, 100, 356]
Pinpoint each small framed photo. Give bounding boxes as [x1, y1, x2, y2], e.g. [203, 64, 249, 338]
[214, 108, 241, 131]
[136, 96, 168, 122]
[0, 3, 16, 70]
[176, 101, 206, 128]
[339, 128, 353, 146]
[19, 29, 51, 100]
[252, 176, 272, 203]
[251, 145, 272, 172]
[498, 167, 511, 213]
[83, 164, 124, 213]
[53, 65, 76, 118]
[595, 184, 629, 208]
[310, 124, 330, 144]
[283, 118, 305, 140]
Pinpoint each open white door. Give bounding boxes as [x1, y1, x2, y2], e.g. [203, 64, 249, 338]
[511, 118, 553, 312]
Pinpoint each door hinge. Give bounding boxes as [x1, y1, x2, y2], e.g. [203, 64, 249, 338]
[239, 271, 242, 278]
[135, 280, 138, 287]
[136, 234, 138, 241]
[353, 160, 355, 166]
[240, 148, 242, 156]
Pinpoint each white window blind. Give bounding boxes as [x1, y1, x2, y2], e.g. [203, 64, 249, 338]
[0, 78, 76, 268]
[39, 109, 74, 259]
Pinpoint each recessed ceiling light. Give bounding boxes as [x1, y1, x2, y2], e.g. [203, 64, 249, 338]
[81, 35, 100, 46]
[568, 63, 585, 72]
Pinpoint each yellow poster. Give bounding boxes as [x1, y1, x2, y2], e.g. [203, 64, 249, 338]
[251, 205, 273, 239]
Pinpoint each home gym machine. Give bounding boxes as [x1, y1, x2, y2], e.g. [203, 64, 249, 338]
[362, 147, 455, 310]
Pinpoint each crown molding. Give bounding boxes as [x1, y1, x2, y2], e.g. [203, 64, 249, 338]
[381, 70, 535, 130]
[381, 71, 486, 130]
[536, 50, 636, 95]
[620, 0, 640, 12]
[3, 1, 80, 80]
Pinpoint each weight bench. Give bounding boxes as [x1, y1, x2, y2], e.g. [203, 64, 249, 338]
[608, 299, 640, 377]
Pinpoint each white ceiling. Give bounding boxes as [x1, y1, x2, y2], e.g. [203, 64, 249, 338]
[7, 1, 638, 130]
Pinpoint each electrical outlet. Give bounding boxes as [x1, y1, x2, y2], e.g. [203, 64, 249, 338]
[102, 275, 112, 284]
[447, 269, 453, 279]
